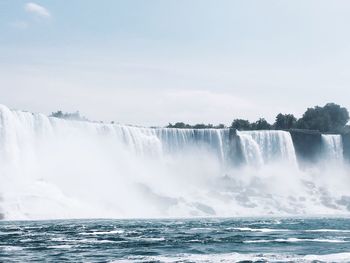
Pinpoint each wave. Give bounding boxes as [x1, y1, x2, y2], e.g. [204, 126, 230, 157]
[231, 227, 290, 232]
[112, 252, 350, 263]
[243, 238, 348, 243]
[306, 229, 350, 233]
[80, 229, 124, 235]
[232, 227, 350, 233]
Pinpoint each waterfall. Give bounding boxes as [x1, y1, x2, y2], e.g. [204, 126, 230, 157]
[236, 131, 263, 166]
[321, 134, 344, 161]
[237, 130, 298, 166]
[0, 105, 234, 219]
[156, 128, 229, 163]
[0, 106, 228, 164]
[1, 104, 350, 220]
[0, 106, 296, 169]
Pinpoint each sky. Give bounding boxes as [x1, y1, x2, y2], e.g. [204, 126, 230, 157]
[1, 1, 350, 126]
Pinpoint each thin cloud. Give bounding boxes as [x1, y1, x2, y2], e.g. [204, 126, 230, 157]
[10, 21, 29, 29]
[25, 2, 51, 18]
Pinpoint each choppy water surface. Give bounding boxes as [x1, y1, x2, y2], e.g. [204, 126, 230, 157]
[1, 218, 350, 262]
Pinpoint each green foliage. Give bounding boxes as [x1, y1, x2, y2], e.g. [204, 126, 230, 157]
[230, 119, 252, 130]
[50, 110, 88, 121]
[53, 102, 348, 133]
[215, 124, 226, 129]
[193, 123, 213, 129]
[50, 110, 64, 119]
[166, 122, 224, 129]
[227, 103, 349, 133]
[253, 118, 272, 130]
[167, 122, 192, 129]
[297, 103, 349, 133]
[230, 118, 272, 130]
[274, 113, 297, 130]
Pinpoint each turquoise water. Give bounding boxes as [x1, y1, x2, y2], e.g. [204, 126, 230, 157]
[1, 218, 350, 262]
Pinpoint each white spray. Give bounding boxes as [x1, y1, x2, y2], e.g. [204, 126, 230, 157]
[0, 105, 349, 220]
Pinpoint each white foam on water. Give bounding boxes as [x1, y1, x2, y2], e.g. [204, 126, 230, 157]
[244, 238, 348, 243]
[0, 246, 23, 251]
[231, 227, 350, 233]
[80, 229, 124, 235]
[307, 229, 350, 233]
[112, 252, 350, 263]
[47, 245, 73, 249]
[231, 227, 290, 232]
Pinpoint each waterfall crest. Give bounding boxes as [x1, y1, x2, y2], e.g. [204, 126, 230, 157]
[321, 134, 344, 161]
[237, 130, 297, 166]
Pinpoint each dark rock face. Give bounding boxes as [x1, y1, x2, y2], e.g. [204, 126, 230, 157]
[342, 133, 350, 162]
[288, 129, 322, 164]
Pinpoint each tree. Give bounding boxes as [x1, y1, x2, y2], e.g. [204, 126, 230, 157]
[51, 110, 64, 118]
[193, 123, 213, 129]
[167, 122, 224, 129]
[274, 113, 297, 130]
[297, 103, 349, 133]
[215, 124, 226, 129]
[167, 122, 191, 129]
[231, 119, 252, 130]
[254, 118, 272, 130]
[50, 110, 88, 121]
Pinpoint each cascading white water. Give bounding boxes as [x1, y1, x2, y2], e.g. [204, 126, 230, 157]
[237, 130, 297, 166]
[1, 104, 350, 220]
[235, 132, 263, 166]
[321, 134, 344, 161]
[155, 128, 230, 163]
[0, 105, 232, 219]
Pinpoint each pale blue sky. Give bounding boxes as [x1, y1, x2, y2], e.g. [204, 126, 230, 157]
[1, 1, 350, 126]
